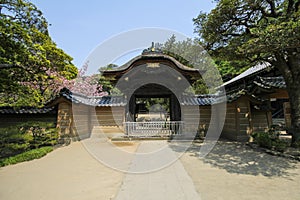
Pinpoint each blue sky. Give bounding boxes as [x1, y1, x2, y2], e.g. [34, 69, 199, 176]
[30, 0, 216, 68]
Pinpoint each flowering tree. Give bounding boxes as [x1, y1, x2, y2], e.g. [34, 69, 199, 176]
[19, 62, 107, 104]
[44, 62, 107, 97]
[0, 0, 78, 107]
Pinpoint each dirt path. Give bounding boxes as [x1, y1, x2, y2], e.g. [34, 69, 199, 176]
[0, 140, 299, 200]
[179, 141, 300, 200]
[0, 142, 127, 200]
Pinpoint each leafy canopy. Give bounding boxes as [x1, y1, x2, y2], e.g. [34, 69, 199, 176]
[193, 0, 300, 66]
[193, 0, 300, 141]
[0, 0, 78, 106]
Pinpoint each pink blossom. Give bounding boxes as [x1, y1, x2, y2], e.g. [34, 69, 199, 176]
[20, 61, 107, 98]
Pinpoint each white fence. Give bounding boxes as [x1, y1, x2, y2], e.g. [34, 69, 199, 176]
[123, 121, 184, 137]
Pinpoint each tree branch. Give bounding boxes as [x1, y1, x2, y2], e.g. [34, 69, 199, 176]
[274, 53, 293, 85]
[266, 0, 277, 15]
[295, 0, 300, 12]
[287, 0, 295, 14]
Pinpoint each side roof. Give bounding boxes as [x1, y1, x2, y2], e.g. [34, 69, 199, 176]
[221, 62, 271, 87]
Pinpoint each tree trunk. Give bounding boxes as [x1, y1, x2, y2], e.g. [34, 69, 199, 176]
[287, 83, 300, 144]
[275, 53, 300, 144]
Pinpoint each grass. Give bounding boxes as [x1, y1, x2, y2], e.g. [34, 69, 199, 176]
[0, 146, 53, 167]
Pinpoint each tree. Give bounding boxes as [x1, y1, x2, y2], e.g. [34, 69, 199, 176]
[194, 0, 300, 142]
[0, 0, 77, 106]
[98, 64, 121, 95]
[162, 36, 230, 94]
[44, 62, 107, 97]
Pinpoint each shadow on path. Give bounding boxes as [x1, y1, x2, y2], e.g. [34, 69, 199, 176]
[170, 140, 299, 178]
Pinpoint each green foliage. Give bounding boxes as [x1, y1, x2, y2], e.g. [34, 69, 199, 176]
[193, 0, 300, 73]
[252, 132, 273, 149]
[98, 64, 122, 95]
[0, 146, 53, 167]
[137, 98, 170, 113]
[194, 0, 300, 58]
[161, 36, 224, 94]
[252, 131, 289, 152]
[194, 0, 300, 141]
[293, 140, 300, 148]
[0, 122, 58, 159]
[98, 75, 115, 94]
[0, 0, 78, 107]
[214, 59, 249, 81]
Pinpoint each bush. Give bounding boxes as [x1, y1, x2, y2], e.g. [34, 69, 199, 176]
[252, 132, 273, 149]
[0, 146, 53, 167]
[252, 131, 289, 152]
[0, 126, 32, 158]
[22, 122, 59, 148]
[0, 122, 58, 159]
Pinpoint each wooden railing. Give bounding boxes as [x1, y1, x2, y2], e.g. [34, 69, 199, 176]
[123, 121, 184, 137]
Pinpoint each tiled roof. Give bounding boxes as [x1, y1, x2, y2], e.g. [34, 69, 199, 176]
[102, 53, 201, 74]
[0, 107, 56, 114]
[181, 95, 226, 106]
[59, 89, 227, 106]
[221, 63, 271, 87]
[224, 76, 286, 103]
[254, 76, 286, 89]
[181, 95, 214, 106]
[57, 73, 286, 108]
[60, 90, 126, 107]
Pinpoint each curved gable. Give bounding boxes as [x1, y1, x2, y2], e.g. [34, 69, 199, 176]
[102, 52, 203, 85]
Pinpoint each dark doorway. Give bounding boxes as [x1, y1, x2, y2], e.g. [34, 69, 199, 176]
[127, 84, 181, 122]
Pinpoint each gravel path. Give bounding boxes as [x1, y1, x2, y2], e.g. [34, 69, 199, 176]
[0, 140, 299, 200]
[179, 141, 300, 200]
[0, 142, 124, 200]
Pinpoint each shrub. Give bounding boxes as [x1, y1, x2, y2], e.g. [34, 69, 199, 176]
[0, 146, 53, 167]
[0, 122, 58, 159]
[273, 139, 288, 152]
[0, 126, 32, 158]
[252, 132, 273, 149]
[293, 140, 300, 148]
[252, 131, 289, 152]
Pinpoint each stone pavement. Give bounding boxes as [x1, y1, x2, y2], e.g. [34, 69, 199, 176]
[115, 141, 201, 200]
